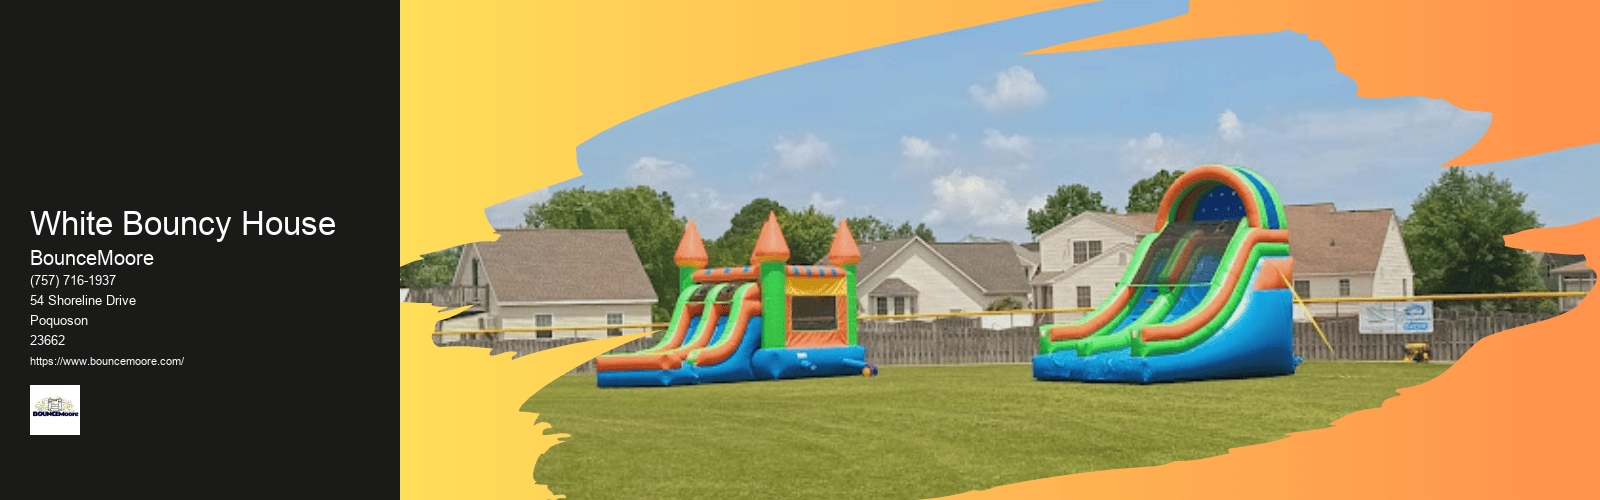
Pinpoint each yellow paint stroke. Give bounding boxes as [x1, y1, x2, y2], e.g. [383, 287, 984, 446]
[399, 1, 1092, 497]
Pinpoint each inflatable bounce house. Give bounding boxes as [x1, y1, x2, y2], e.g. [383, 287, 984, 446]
[1034, 165, 1300, 384]
[596, 213, 877, 387]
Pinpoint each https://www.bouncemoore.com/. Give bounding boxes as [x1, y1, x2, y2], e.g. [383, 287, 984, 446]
[31, 357, 183, 367]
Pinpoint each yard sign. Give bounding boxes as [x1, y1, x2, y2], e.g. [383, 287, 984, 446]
[1359, 301, 1434, 334]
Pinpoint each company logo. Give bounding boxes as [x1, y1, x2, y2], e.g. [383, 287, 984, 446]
[33, 397, 79, 417]
[1403, 304, 1427, 317]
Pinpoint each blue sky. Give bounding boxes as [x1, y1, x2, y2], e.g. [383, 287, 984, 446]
[486, 0, 1596, 242]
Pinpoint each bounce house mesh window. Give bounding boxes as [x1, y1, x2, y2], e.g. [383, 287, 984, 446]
[715, 284, 743, 302]
[1129, 219, 1239, 286]
[791, 296, 838, 331]
[689, 285, 713, 302]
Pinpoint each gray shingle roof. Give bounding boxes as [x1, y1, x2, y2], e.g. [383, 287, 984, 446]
[930, 242, 1032, 294]
[873, 278, 920, 296]
[474, 229, 658, 303]
[843, 238, 1032, 295]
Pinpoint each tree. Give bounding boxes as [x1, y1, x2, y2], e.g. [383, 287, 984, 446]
[1402, 168, 1543, 311]
[1026, 184, 1112, 237]
[846, 215, 936, 243]
[985, 296, 1025, 311]
[777, 206, 838, 265]
[1126, 169, 1185, 213]
[705, 201, 842, 266]
[525, 186, 685, 320]
[400, 246, 461, 288]
[707, 199, 791, 267]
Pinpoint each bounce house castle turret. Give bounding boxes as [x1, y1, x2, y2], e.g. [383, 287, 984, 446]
[675, 219, 709, 292]
[596, 212, 877, 387]
[829, 219, 861, 345]
[752, 213, 790, 350]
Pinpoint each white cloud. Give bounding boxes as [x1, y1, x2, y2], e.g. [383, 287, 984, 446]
[625, 157, 693, 186]
[807, 191, 846, 211]
[923, 170, 1043, 228]
[1218, 110, 1244, 142]
[969, 66, 1047, 112]
[1119, 132, 1196, 173]
[484, 188, 552, 229]
[774, 133, 835, 172]
[901, 136, 944, 163]
[678, 188, 737, 237]
[982, 128, 1034, 158]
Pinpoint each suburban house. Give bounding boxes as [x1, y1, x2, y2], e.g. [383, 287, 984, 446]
[1030, 212, 1159, 324]
[823, 238, 1034, 329]
[1031, 203, 1416, 323]
[1531, 252, 1586, 290]
[421, 229, 658, 342]
[1548, 259, 1593, 312]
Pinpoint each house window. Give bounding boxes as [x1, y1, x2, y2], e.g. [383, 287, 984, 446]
[471, 258, 479, 286]
[1294, 280, 1311, 298]
[1073, 241, 1102, 264]
[1338, 279, 1351, 297]
[791, 296, 838, 331]
[1076, 286, 1092, 308]
[894, 297, 906, 315]
[875, 297, 888, 315]
[535, 314, 553, 339]
[606, 313, 623, 337]
[909, 297, 918, 315]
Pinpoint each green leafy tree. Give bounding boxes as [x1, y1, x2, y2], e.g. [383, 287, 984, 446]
[1403, 169, 1544, 311]
[705, 202, 840, 266]
[778, 206, 839, 265]
[399, 246, 461, 288]
[707, 198, 791, 267]
[846, 215, 936, 243]
[1126, 169, 1185, 213]
[1026, 184, 1112, 236]
[525, 186, 685, 320]
[985, 296, 1025, 311]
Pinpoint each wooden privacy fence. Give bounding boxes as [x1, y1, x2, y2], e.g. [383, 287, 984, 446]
[1292, 310, 1557, 362]
[857, 318, 1037, 365]
[434, 309, 1561, 374]
[434, 336, 659, 375]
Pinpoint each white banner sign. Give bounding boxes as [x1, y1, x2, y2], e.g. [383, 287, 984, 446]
[1359, 301, 1433, 334]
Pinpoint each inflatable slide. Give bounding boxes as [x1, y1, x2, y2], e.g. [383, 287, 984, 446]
[597, 214, 878, 387]
[1034, 165, 1300, 384]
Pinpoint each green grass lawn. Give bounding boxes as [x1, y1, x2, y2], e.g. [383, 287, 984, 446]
[523, 361, 1447, 499]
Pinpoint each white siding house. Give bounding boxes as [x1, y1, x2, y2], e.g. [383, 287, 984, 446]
[1031, 212, 1157, 324]
[437, 229, 658, 341]
[828, 238, 1035, 329]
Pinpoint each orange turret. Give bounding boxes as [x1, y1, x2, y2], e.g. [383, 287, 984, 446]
[750, 211, 791, 264]
[674, 220, 709, 268]
[827, 219, 861, 266]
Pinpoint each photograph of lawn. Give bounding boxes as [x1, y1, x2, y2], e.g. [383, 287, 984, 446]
[526, 361, 1448, 499]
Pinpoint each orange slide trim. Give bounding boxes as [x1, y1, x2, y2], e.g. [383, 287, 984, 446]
[1048, 287, 1133, 341]
[691, 287, 763, 366]
[1141, 229, 1288, 342]
[595, 302, 724, 372]
[662, 302, 730, 359]
[691, 266, 760, 283]
[1154, 165, 1263, 231]
[1254, 258, 1293, 290]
